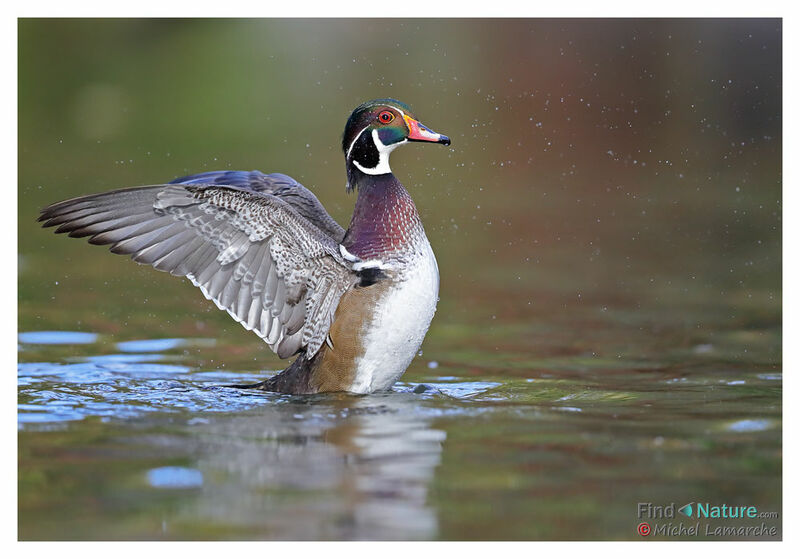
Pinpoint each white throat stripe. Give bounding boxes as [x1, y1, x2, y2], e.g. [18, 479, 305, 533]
[351, 129, 405, 176]
[346, 105, 408, 159]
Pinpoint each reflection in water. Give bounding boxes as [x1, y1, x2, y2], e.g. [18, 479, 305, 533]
[178, 395, 446, 539]
[147, 466, 204, 489]
[18, 334, 451, 539]
[18, 332, 780, 540]
[18, 331, 99, 344]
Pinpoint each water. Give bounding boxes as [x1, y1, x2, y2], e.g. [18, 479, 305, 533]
[18, 317, 781, 540]
[18, 19, 781, 540]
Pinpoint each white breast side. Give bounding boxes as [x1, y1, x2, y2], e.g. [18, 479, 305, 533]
[349, 241, 440, 393]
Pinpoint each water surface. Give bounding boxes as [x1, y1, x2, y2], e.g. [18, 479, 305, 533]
[18, 309, 781, 540]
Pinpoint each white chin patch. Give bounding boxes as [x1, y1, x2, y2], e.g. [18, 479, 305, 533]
[353, 129, 406, 175]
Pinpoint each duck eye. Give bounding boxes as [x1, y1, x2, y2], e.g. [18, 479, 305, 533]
[378, 111, 394, 123]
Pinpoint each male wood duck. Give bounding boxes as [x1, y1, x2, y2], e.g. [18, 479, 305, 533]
[39, 99, 450, 395]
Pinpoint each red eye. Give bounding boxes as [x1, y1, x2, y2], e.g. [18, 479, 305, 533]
[378, 111, 394, 123]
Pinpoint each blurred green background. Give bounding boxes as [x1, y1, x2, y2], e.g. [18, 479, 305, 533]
[18, 19, 781, 540]
[19, 19, 781, 341]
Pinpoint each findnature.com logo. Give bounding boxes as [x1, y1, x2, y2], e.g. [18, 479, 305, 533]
[676, 502, 779, 520]
[636, 502, 779, 538]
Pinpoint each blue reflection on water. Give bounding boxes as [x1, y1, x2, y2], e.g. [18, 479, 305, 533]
[19, 331, 99, 345]
[17, 338, 275, 426]
[18, 333, 504, 429]
[117, 338, 186, 352]
[147, 466, 204, 489]
[18, 358, 274, 426]
[727, 419, 774, 432]
[86, 353, 167, 364]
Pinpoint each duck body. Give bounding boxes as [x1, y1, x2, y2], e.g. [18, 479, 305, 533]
[341, 171, 440, 393]
[39, 99, 449, 395]
[264, 170, 439, 394]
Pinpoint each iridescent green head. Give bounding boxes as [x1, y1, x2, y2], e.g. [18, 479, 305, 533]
[342, 98, 450, 190]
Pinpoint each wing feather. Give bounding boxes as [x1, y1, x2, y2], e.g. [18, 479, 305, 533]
[40, 180, 356, 358]
[168, 170, 346, 242]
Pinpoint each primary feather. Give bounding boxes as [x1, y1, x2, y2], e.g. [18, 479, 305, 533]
[39, 176, 356, 359]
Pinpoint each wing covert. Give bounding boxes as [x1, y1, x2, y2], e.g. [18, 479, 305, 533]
[39, 183, 355, 358]
[169, 170, 346, 242]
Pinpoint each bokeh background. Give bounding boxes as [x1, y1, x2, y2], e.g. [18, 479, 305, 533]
[19, 19, 781, 540]
[19, 19, 782, 334]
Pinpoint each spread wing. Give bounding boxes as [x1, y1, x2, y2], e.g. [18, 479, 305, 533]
[169, 170, 346, 243]
[39, 182, 356, 358]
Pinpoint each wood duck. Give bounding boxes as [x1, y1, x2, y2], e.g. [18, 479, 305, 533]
[39, 99, 450, 394]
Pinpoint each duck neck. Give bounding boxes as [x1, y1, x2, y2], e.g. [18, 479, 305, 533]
[343, 166, 423, 262]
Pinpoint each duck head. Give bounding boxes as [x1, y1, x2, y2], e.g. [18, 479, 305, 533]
[342, 98, 450, 190]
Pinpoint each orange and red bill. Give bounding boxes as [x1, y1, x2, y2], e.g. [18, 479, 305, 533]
[404, 114, 451, 145]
